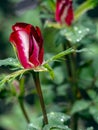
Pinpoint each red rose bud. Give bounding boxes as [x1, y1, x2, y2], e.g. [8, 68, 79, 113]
[55, 0, 74, 26]
[10, 23, 44, 69]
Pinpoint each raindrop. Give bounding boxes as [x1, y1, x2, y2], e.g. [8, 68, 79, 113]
[61, 118, 64, 122]
[27, 123, 37, 130]
[27, 124, 33, 130]
[74, 26, 78, 31]
[86, 28, 90, 32]
[78, 30, 82, 34]
[50, 112, 55, 115]
[9, 58, 12, 62]
[28, 124, 33, 127]
[76, 39, 80, 42]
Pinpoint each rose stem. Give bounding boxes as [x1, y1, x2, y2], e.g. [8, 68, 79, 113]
[32, 72, 48, 125]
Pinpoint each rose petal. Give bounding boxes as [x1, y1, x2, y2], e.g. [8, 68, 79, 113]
[29, 36, 40, 66]
[55, 0, 62, 22]
[12, 22, 28, 31]
[65, 1, 73, 26]
[29, 26, 44, 65]
[10, 30, 33, 68]
[36, 26, 43, 47]
[38, 47, 44, 64]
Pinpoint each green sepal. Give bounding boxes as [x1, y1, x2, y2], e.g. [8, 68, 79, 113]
[43, 63, 54, 79]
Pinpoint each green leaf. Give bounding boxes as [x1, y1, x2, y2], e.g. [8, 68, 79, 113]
[27, 124, 39, 130]
[47, 0, 55, 11]
[53, 67, 65, 84]
[46, 48, 75, 63]
[87, 90, 97, 100]
[47, 112, 70, 125]
[0, 58, 21, 68]
[60, 25, 90, 43]
[86, 127, 94, 130]
[28, 112, 70, 130]
[75, 0, 98, 21]
[71, 100, 91, 114]
[42, 85, 54, 104]
[89, 106, 98, 123]
[43, 124, 71, 130]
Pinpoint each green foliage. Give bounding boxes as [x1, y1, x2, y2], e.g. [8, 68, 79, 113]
[43, 125, 71, 130]
[0, 57, 21, 68]
[71, 100, 91, 115]
[74, 0, 98, 21]
[86, 127, 94, 130]
[0, 0, 98, 130]
[60, 25, 90, 44]
[46, 48, 75, 63]
[0, 47, 76, 90]
[89, 106, 98, 123]
[0, 69, 27, 90]
[44, 63, 54, 79]
[27, 112, 70, 130]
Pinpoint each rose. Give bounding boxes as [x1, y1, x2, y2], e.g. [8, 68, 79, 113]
[55, 0, 74, 26]
[10, 23, 44, 69]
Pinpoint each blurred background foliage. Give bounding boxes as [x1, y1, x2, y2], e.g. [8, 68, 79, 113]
[0, 0, 98, 130]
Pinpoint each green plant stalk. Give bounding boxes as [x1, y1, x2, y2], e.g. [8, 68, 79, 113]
[18, 97, 30, 123]
[63, 42, 77, 98]
[63, 43, 73, 82]
[63, 42, 78, 130]
[68, 50, 78, 130]
[74, 0, 96, 22]
[18, 77, 30, 123]
[33, 72, 48, 125]
[70, 114, 78, 130]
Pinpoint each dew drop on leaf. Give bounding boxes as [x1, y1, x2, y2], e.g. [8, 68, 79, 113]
[27, 123, 38, 130]
[60, 25, 90, 43]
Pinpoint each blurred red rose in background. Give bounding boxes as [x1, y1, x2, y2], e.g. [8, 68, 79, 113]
[55, 0, 74, 26]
